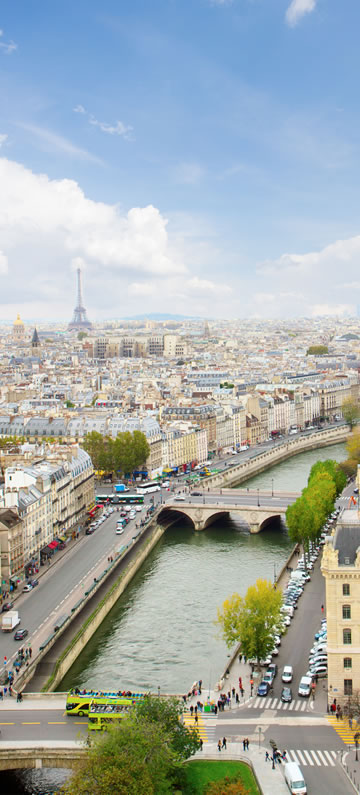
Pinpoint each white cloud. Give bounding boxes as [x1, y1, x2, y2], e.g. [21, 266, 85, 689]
[0, 29, 17, 54]
[0, 157, 186, 318]
[0, 134, 8, 148]
[186, 276, 231, 294]
[73, 105, 133, 141]
[19, 123, 103, 164]
[254, 292, 276, 303]
[286, 0, 317, 27]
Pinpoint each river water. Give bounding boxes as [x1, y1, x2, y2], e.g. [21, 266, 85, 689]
[7, 442, 347, 794]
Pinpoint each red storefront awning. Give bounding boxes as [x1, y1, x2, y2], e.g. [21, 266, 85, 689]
[48, 540, 59, 549]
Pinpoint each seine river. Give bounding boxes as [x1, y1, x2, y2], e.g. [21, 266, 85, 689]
[6, 442, 347, 794]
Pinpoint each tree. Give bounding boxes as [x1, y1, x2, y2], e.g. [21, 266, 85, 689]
[308, 459, 346, 497]
[205, 777, 250, 795]
[342, 397, 360, 430]
[306, 345, 328, 355]
[61, 715, 179, 795]
[339, 458, 358, 478]
[64, 400, 75, 408]
[82, 431, 107, 471]
[132, 430, 150, 470]
[78, 331, 88, 340]
[61, 696, 200, 795]
[216, 579, 283, 663]
[134, 695, 200, 760]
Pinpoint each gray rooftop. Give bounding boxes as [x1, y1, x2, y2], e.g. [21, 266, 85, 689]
[334, 524, 360, 565]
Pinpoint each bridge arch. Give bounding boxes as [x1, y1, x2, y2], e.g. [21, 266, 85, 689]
[258, 514, 283, 533]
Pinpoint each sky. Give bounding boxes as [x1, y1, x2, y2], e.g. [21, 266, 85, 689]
[0, 0, 360, 321]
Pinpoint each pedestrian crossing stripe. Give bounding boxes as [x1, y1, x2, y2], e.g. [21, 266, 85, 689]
[327, 715, 359, 745]
[285, 749, 337, 767]
[183, 713, 210, 742]
[249, 697, 309, 711]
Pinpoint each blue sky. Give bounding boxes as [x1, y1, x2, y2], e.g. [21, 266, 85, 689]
[0, 0, 360, 320]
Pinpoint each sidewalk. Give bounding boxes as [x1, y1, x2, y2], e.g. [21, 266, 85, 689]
[192, 743, 289, 795]
[0, 696, 66, 710]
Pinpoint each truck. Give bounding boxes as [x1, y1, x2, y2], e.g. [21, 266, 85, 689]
[115, 483, 129, 493]
[2, 610, 20, 632]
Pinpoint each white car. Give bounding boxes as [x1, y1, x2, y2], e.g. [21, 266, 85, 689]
[282, 665, 293, 683]
[174, 495, 186, 501]
[116, 527, 124, 535]
[136, 506, 142, 512]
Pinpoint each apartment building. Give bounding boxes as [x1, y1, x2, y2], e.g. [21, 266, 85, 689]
[0, 508, 24, 594]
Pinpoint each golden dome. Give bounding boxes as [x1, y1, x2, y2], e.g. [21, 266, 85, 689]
[13, 313, 24, 326]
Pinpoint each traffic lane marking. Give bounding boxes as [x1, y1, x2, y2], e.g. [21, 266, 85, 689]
[21, 722, 41, 725]
[0, 722, 14, 725]
[48, 721, 66, 725]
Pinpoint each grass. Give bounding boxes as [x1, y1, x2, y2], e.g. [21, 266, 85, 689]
[182, 760, 260, 794]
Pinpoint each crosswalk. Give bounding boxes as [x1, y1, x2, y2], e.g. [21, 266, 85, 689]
[327, 714, 359, 745]
[183, 711, 217, 743]
[285, 749, 337, 767]
[249, 696, 310, 712]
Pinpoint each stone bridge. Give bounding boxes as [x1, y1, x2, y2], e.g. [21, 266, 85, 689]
[0, 742, 86, 771]
[159, 501, 288, 533]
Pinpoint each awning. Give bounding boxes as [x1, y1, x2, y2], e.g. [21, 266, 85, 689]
[48, 540, 59, 550]
[58, 535, 67, 542]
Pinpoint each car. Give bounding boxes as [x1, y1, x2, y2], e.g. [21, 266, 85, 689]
[14, 629, 28, 641]
[116, 527, 125, 535]
[281, 687, 293, 703]
[23, 583, 33, 593]
[136, 506, 142, 512]
[263, 671, 274, 687]
[174, 495, 186, 501]
[267, 663, 278, 678]
[282, 665, 293, 683]
[129, 512, 136, 519]
[307, 666, 327, 679]
[30, 578, 39, 587]
[354, 488, 359, 495]
[283, 616, 291, 626]
[1, 601, 14, 612]
[86, 527, 94, 535]
[191, 491, 202, 496]
[257, 681, 270, 697]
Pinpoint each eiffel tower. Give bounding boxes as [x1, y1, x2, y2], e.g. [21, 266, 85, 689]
[68, 268, 92, 331]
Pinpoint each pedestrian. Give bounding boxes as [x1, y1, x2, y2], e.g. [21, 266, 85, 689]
[239, 677, 242, 690]
[190, 705, 193, 716]
[236, 692, 239, 704]
[194, 714, 198, 725]
[243, 654, 247, 664]
[246, 738, 249, 750]
[16, 691, 21, 703]
[243, 738, 246, 751]
[9, 685, 12, 697]
[336, 709, 339, 720]
[218, 740, 222, 752]
[199, 738, 203, 751]
[222, 737, 227, 749]
[265, 751, 269, 762]
[214, 704, 218, 715]
[321, 604, 324, 613]
[0, 689, 2, 700]
[194, 705, 197, 715]
[349, 717, 353, 729]
[239, 653, 242, 663]
[241, 687, 244, 698]
[198, 679, 202, 691]
[232, 687, 235, 698]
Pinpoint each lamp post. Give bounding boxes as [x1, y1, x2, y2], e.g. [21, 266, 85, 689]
[258, 726, 261, 749]
[257, 488, 260, 507]
[271, 478, 274, 498]
[158, 685, 161, 699]
[355, 733, 360, 762]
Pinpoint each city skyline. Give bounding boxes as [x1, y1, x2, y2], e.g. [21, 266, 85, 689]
[1, 1, 360, 320]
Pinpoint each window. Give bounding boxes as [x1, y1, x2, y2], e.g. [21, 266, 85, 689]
[344, 658, 352, 669]
[343, 629, 352, 645]
[344, 679, 353, 696]
[343, 605, 351, 620]
[343, 583, 350, 596]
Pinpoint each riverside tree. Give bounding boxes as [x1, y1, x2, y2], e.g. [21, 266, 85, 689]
[61, 696, 200, 795]
[216, 579, 283, 664]
[308, 459, 346, 497]
[82, 430, 150, 478]
[342, 397, 360, 430]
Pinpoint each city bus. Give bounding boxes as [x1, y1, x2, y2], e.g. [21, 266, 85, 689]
[88, 699, 134, 731]
[136, 482, 161, 495]
[66, 689, 144, 716]
[111, 493, 144, 505]
[95, 494, 111, 505]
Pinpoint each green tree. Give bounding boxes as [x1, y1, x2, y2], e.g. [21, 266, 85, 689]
[339, 458, 358, 478]
[308, 459, 346, 497]
[205, 777, 250, 795]
[82, 431, 107, 471]
[77, 331, 88, 340]
[64, 400, 75, 408]
[134, 695, 200, 760]
[342, 398, 360, 430]
[132, 429, 150, 470]
[306, 345, 328, 355]
[61, 715, 179, 795]
[216, 579, 283, 663]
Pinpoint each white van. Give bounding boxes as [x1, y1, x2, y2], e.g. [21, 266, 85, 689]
[298, 675, 312, 697]
[284, 762, 307, 794]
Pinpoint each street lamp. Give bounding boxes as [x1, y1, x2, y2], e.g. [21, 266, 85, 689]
[158, 685, 161, 698]
[271, 478, 274, 498]
[257, 488, 260, 507]
[355, 733, 360, 762]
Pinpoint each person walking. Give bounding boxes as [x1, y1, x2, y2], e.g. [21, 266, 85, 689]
[239, 677, 242, 690]
[218, 740, 222, 752]
[194, 714, 198, 725]
[222, 737, 227, 750]
[190, 705, 193, 716]
[246, 738, 249, 750]
[240, 687, 244, 698]
[199, 738, 203, 751]
[265, 751, 270, 762]
[239, 653, 242, 663]
[235, 692, 239, 704]
[242, 738, 246, 751]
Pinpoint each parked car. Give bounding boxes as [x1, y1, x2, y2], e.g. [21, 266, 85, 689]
[14, 628, 28, 641]
[281, 687, 293, 703]
[282, 665, 293, 683]
[23, 583, 33, 593]
[257, 681, 270, 697]
[174, 495, 186, 501]
[191, 491, 202, 496]
[58, 542, 66, 550]
[307, 665, 328, 679]
[116, 527, 125, 535]
[267, 663, 278, 678]
[85, 527, 94, 535]
[263, 671, 274, 687]
[30, 579, 39, 587]
[1, 601, 14, 612]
